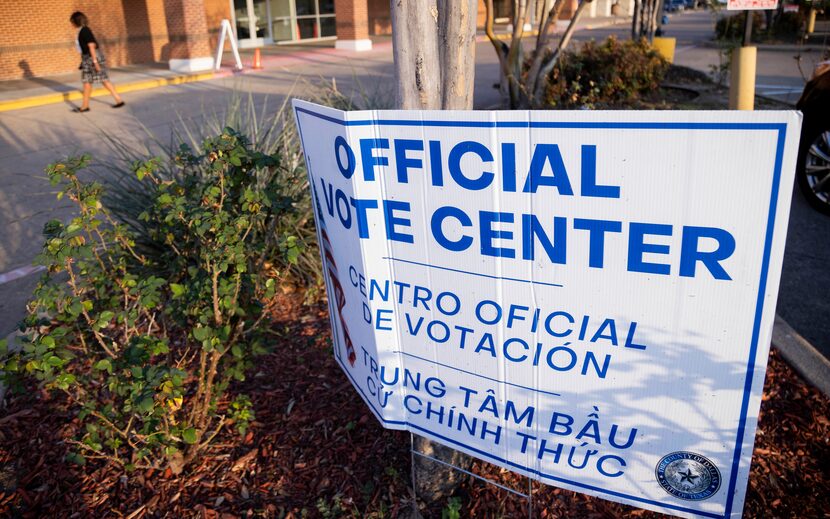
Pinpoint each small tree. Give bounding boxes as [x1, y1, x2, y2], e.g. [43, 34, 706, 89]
[484, 0, 595, 108]
[390, 0, 479, 507]
[1, 131, 299, 473]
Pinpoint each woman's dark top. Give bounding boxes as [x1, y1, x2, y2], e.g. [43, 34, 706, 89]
[78, 26, 98, 56]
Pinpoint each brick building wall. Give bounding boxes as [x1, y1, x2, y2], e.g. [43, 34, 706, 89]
[365, 1, 505, 37]
[367, 0, 390, 35]
[0, 0, 229, 81]
[334, 0, 369, 41]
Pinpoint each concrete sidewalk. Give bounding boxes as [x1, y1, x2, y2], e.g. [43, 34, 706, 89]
[0, 15, 633, 113]
[0, 63, 216, 111]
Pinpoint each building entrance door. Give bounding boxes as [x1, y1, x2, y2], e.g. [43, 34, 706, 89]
[233, 0, 270, 48]
[233, 0, 337, 46]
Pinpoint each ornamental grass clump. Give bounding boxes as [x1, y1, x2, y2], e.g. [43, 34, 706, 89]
[0, 129, 302, 472]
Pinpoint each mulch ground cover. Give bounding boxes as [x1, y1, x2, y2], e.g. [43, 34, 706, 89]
[1, 293, 828, 518]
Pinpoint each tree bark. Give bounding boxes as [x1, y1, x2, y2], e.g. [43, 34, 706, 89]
[391, 0, 477, 110]
[390, 0, 478, 508]
[391, 0, 441, 109]
[438, 0, 478, 109]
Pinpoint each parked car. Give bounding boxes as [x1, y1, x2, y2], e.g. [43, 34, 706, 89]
[795, 62, 830, 215]
[664, 0, 686, 12]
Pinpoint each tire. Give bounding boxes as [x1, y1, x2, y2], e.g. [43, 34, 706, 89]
[796, 127, 830, 216]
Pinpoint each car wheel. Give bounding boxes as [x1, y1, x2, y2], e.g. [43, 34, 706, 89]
[797, 128, 830, 215]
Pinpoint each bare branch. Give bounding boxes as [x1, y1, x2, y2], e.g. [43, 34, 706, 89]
[485, 0, 511, 63]
[527, 0, 568, 101]
[533, 0, 594, 103]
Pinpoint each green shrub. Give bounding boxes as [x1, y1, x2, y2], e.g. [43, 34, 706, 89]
[770, 11, 805, 36]
[1, 129, 300, 471]
[100, 94, 321, 293]
[99, 82, 391, 295]
[543, 37, 669, 109]
[715, 12, 763, 40]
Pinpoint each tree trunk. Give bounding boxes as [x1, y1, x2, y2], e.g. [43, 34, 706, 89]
[391, 0, 477, 110]
[390, 0, 478, 508]
[391, 1, 441, 109]
[438, 0, 478, 109]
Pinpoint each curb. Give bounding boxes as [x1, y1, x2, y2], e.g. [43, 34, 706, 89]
[772, 313, 830, 397]
[699, 40, 827, 52]
[755, 43, 827, 51]
[0, 71, 215, 113]
[476, 16, 632, 42]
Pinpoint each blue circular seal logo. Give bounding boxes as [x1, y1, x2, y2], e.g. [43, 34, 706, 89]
[656, 452, 721, 500]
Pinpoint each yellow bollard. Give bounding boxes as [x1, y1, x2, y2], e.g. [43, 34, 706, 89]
[807, 9, 817, 34]
[729, 46, 757, 110]
[653, 37, 676, 63]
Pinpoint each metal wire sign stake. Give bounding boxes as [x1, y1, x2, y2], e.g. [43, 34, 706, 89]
[410, 433, 534, 518]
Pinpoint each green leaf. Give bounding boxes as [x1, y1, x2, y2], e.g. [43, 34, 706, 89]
[94, 359, 113, 373]
[68, 302, 83, 318]
[66, 452, 86, 466]
[182, 427, 198, 445]
[96, 310, 115, 329]
[170, 283, 186, 299]
[192, 326, 209, 342]
[55, 373, 76, 389]
[138, 397, 155, 413]
[3, 358, 18, 372]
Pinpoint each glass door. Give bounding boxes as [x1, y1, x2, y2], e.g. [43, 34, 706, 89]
[237, 0, 338, 46]
[295, 0, 336, 39]
[233, 0, 270, 48]
[268, 0, 336, 43]
[269, 0, 294, 42]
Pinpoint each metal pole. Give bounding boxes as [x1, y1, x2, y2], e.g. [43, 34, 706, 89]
[729, 10, 757, 109]
[410, 433, 418, 504]
[742, 9, 753, 46]
[527, 476, 533, 518]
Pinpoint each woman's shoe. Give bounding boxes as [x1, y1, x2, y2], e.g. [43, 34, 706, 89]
[113, 101, 125, 108]
[72, 107, 90, 113]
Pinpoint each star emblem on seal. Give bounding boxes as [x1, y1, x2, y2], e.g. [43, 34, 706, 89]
[679, 468, 699, 484]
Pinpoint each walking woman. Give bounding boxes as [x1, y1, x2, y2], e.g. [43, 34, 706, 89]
[70, 11, 124, 112]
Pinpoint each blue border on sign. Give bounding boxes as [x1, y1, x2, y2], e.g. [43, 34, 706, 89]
[294, 105, 789, 519]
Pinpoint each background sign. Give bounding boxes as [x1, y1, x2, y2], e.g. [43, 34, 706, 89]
[727, 0, 778, 10]
[293, 99, 800, 519]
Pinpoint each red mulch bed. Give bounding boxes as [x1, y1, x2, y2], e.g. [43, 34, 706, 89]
[1, 296, 828, 518]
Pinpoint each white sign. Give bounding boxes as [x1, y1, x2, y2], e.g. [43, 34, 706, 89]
[727, 0, 777, 10]
[293, 99, 801, 519]
[215, 19, 243, 71]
